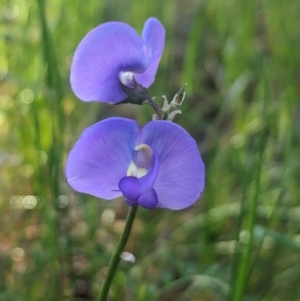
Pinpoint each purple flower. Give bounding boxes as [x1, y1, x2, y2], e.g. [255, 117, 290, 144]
[66, 118, 205, 210]
[70, 18, 165, 104]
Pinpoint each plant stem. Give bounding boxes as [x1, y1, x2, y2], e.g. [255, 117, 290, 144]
[230, 63, 268, 301]
[120, 79, 163, 119]
[98, 205, 138, 301]
[143, 98, 163, 120]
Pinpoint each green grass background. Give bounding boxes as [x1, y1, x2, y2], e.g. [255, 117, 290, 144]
[0, 0, 300, 300]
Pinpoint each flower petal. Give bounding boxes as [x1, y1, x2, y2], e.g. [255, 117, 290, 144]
[140, 121, 205, 210]
[119, 176, 140, 201]
[66, 118, 140, 199]
[138, 149, 160, 195]
[138, 189, 158, 209]
[135, 18, 165, 87]
[70, 22, 149, 104]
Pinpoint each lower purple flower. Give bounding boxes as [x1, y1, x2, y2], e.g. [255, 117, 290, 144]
[66, 118, 205, 210]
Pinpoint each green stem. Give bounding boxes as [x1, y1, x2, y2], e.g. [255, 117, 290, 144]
[230, 63, 268, 301]
[98, 205, 138, 301]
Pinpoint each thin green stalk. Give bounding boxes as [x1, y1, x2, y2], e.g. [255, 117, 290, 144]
[230, 68, 268, 301]
[246, 187, 284, 282]
[245, 62, 276, 288]
[36, 0, 64, 196]
[228, 154, 255, 300]
[230, 131, 265, 301]
[36, 0, 65, 299]
[98, 205, 138, 301]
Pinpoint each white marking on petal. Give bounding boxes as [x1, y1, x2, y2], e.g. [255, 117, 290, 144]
[119, 71, 135, 88]
[68, 176, 79, 182]
[126, 161, 147, 178]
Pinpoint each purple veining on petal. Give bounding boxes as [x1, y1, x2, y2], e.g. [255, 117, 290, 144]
[70, 22, 149, 103]
[66, 118, 205, 210]
[135, 18, 165, 88]
[66, 118, 139, 199]
[140, 121, 205, 210]
[70, 18, 165, 104]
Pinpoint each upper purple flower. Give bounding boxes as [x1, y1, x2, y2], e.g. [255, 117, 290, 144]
[66, 118, 205, 210]
[70, 18, 165, 104]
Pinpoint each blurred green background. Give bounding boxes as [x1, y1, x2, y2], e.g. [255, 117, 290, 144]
[1, 0, 300, 300]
